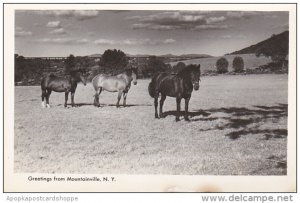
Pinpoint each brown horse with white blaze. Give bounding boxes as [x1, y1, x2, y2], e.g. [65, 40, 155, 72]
[92, 68, 137, 107]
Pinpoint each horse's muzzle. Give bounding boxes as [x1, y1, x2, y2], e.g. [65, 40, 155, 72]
[193, 83, 199, 90]
[133, 81, 137, 85]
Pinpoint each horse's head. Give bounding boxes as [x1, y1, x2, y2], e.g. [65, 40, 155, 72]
[72, 69, 87, 86]
[126, 68, 137, 85]
[132, 68, 138, 85]
[79, 72, 87, 86]
[189, 64, 201, 91]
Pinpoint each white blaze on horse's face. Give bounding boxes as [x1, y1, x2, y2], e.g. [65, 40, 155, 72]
[132, 72, 137, 85]
[193, 81, 200, 91]
[191, 66, 200, 91]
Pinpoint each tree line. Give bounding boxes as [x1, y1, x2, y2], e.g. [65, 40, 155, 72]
[15, 39, 288, 85]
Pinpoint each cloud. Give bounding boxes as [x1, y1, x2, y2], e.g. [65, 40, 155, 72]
[220, 35, 232, 39]
[34, 37, 89, 44]
[226, 11, 258, 19]
[206, 16, 226, 24]
[15, 27, 32, 37]
[132, 23, 180, 30]
[73, 10, 99, 20]
[46, 21, 61, 28]
[94, 38, 176, 46]
[76, 38, 90, 44]
[94, 39, 116, 45]
[127, 11, 230, 31]
[163, 38, 176, 44]
[49, 28, 67, 35]
[137, 11, 206, 25]
[193, 24, 230, 30]
[34, 10, 100, 21]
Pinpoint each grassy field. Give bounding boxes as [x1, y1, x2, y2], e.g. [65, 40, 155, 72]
[14, 74, 288, 175]
[169, 54, 272, 73]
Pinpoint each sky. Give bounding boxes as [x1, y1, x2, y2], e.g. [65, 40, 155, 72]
[15, 10, 289, 57]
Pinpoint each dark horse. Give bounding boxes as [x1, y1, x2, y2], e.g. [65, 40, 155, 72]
[41, 70, 87, 108]
[92, 68, 137, 108]
[148, 64, 201, 121]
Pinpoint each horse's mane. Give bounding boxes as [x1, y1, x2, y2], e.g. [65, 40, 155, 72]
[124, 68, 137, 76]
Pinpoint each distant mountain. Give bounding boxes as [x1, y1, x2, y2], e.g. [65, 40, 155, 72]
[87, 53, 212, 58]
[230, 31, 289, 55]
[87, 54, 102, 57]
[178, 54, 212, 58]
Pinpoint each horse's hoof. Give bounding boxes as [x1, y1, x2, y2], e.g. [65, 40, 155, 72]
[159, 113, 165, 118]
[46, 104, 51, 108]
[41, 102, 46, 108]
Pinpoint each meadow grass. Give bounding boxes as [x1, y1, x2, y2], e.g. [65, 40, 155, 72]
[14, 74, 287, 175]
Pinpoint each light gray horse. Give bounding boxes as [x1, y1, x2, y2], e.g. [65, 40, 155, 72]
[92, 68, 137, 107]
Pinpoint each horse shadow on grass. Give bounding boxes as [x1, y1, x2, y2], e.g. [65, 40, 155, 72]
[163, 103, 288, 140]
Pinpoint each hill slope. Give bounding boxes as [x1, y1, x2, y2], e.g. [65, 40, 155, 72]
[230, 31, 289, 55]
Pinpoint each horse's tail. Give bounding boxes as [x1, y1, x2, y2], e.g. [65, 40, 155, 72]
[148, 78, 156, 98]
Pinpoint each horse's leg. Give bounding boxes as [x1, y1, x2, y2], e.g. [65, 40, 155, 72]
[46, 89, 52, 108]
[176, 97, 182, 122]
[123, 92, 128, 107]
[154, 96, 159, 118]
[41, 89, 46, 108]
[184, 96, 191, 121]
[71, 91, 75, 107]
[64, 91, 69, 108]
[116, 90, 122, 108]
[94, 88, 101, 107]
[159, 94, 166, 118]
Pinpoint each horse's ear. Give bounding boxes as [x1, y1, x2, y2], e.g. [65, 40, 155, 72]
[197, 64, 201, 69]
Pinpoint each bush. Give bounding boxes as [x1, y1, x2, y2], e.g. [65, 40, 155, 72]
[145, 56, 168, 76]
[232, 56, 244, 72]
[216, 57, 229, 73]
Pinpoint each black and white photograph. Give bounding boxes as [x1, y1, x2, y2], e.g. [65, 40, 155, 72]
[4, 3, 296, 192]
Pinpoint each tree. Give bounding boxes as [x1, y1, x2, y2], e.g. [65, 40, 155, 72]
[216, 57, 229, 73]
[65, 54, 76, 74]
[15, 54, 26, 82]
[232, 56, 244, 72]
[99, 49, 128, 74]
